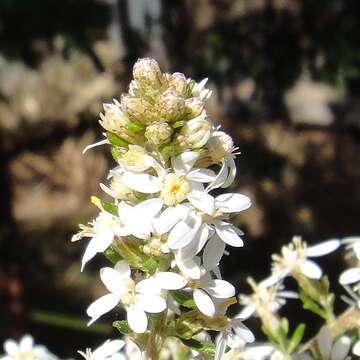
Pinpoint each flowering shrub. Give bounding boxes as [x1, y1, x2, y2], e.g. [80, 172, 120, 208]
[2, 59, 359, 360]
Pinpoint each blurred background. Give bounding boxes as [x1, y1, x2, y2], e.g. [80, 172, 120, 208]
[1, 0, 360, 357]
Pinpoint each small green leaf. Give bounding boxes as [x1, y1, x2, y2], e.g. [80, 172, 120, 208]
[113, 320, 131, 335]
[179, 338, 215, 355]
[127, 122, 145, 132]
[110, 146, 123, 162]
[172, 291, 196, 308]
[287, 323, 305, 353]
[101, 201, 118, 216]
[141, 258, 159, 274]
[172, 120, 184, 128]
[104, 247, 122, 264]
[107, 132, 130, 147]
[299, 289, 327, 319]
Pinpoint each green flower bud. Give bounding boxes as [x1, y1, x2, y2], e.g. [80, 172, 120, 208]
[145, 122, 173, 147]
[133, 58, 164, 90]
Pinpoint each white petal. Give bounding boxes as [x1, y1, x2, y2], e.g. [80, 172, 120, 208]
[318, 326, 332, 358]
[179, 224, 209, 260]
[353, 242, 360, 260]
[100, 267, 127, 295]
[331, 336, 351, 360]
[135, 198, 163, 218]
[193, 288, 216, 317]
[215, 332, 227, 360]
[307, 239, 340, 257]
[208, 160, 228, 191]
[87, 293, 120, 324]
[221, 157, 236, 188]
[4, 340, 19, 356]
[203, 234, 226, 271]
[215, 193, 251, 213]
[353, 340, 360, 356]
[19, 335, 33, 352]
[94, 340, 125, 359]
[81, 237, 107, 271]
[136, 278, 161, 295]
[121, 172, 161, 193]
[187, 168, 216, 183]
[339, 267, 360, 285]
[172, 151, 199, 173]
[126, 305, 148, 333]
[114, 260, 131, 277]
[215, 222, 244, 247]
[175, 254, 201, 279]
[187, 191, 215, 215]
[206, 279, 235, 299]
[137, 294, 167, 313]
[82, 138, 109, 154]
[154, 272, 187, 290]
[232, 319, 255, 343]
[237, 306, 256, 320]
[167, 215, 202, 250]
[300, 260, 323, 279]
[153, 206, 182, 235]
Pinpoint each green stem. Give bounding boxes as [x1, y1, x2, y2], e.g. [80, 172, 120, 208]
[144, 310, 168, 360]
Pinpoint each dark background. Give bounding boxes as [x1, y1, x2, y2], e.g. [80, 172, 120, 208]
[1, 0, 360, 357]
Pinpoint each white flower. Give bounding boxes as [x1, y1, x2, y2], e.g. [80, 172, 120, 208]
[168, 192, 251, 262]
[86, 261, 185, 333]
[353, 340, 360, 356]
[191, 78, 212, 100]
[317, 326, 351, 360]
[120, 151, 216, 205]
[78, 339, 125, 360]
[271, 236, 340, 281]
[339, 266, 360, 286]
[72, 211, 129, 271]
[1, 334, 58, 360]
[207, 131, 240, 190]
[185, 269, 236, 317]
[239, 277, 298, 319]
[215, 318, 255, 360]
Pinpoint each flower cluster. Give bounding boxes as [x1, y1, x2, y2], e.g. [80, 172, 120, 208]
[72, 58, 253, 358]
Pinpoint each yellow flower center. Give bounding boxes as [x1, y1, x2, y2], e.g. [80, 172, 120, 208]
[160, 173, 190, 206]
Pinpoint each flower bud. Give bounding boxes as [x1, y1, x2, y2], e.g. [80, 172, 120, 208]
[99, 102, 143, 144]
[145, 122, 173, 147]
[177, 115, 211, 149]
[133, 58, 164, 90]
[157, 90, 185, 122]
[121, 94, 155, 125]
[168, 72, 188, 96]
[185, 97, 205, 118]
[207, 131, 234, 162]
[120, 145, 151, 172]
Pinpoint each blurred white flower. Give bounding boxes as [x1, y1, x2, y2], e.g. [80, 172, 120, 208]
[1, 334, 58, 360]
[272, 236, 340, 281]
[317, 326, 351, 360]
[78, 339, 125, 360]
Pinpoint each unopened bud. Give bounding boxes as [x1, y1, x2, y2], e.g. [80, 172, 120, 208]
[121, 94, 155, 124]
[177, 115, 211, 149]
[157, 90, 185, 121]
[185, 97, 205, 118]
[133, 58, 164, 89]
[145, 122, 173, 147]
[207, 131, 234, 162]
[168, 72, 188, 96]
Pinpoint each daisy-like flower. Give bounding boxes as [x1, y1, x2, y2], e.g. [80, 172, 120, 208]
[168, 192, 251, 262]
[120, 151, 216, 204]
[238, 277, 298, 320]
[183, 267, 236, 317]
[71, 210, 129, 271]
[317, 326, 351, 360]
[215, 317, 255, 360]
[271, 236, 340, 281]
[87, 261, 185, 333]
[1, 334, 58, 360]
[78, 339, 125, 360]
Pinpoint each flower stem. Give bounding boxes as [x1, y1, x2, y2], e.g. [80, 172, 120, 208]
[144, 310, 168, 360]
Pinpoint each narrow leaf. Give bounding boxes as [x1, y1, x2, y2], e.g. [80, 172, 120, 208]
[287, 323, 306, 353]
[107, 132, 130, 147]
